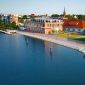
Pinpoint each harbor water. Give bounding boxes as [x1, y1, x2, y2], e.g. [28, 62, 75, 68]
[0, 33, 85, 85]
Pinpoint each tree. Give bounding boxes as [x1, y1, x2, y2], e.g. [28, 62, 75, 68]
[22, 15, 27, 19]
[0, 19, 18, 30]
[51, 14, 60, 18]
[10, 22, 18, 29]
[18, 15, 27, 23]
[0, 20, 4, 25]
[18, 17, 24, 23]
[30, 14, 36, 19]
[65, 15, 76, 20]
[76, 15, 85, 20]
[0, 19, 5, 29]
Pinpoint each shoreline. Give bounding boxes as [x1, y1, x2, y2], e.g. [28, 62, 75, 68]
[17, 31, 85, 54]
[0, 30, 16, 35]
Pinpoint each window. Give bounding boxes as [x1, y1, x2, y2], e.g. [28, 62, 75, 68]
[43, 24, 45, 27]
[47, 24, 49, 27]
[50, 24, 51, 27]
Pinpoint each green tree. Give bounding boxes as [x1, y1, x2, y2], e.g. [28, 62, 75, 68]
[0, 19, 18, 30]
[18, 17, 24, 23]
[51, 14, 60, 18]
[76, 15, 85, 20]
[10, 22, 18, 29]
[0, 19, 5, 30]
[65, 15, 76, 20]
[22, 15, 27, 19]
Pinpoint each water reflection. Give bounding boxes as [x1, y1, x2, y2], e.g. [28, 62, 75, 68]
[24, 36, 54, 61]
[83, 54, 85, 58]
[44, 41, 55, 61]
[24, 36, 29, 46]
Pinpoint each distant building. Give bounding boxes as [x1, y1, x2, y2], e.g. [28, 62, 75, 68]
[24, 17, 63, 34]
[0, 14, 3, 20]
[0, 14, 19, 25]
[11, 15, 19, 25]
[63, 19, 85, 33]
[1, 14, 11, 23]
[60, 7, 68, 20]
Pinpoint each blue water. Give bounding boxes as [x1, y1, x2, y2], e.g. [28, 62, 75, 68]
[0, 33, 85, 85]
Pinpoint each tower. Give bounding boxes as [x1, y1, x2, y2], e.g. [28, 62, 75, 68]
[63, 7, 66, 17]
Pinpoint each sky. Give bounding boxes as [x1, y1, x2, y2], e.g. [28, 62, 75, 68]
[0, 0, 85, 15]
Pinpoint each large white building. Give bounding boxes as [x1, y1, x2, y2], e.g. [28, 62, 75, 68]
[24, 17, 63, 34]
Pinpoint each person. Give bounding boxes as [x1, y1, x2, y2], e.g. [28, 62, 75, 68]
[50, 48, 52, 56]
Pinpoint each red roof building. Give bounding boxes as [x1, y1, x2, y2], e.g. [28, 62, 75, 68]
[63, 19, 85, 33]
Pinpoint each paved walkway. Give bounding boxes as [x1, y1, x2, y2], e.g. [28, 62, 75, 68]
[17, 31, 85, 53]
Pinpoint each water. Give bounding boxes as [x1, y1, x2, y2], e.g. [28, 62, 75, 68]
[0, 33, 85, 85]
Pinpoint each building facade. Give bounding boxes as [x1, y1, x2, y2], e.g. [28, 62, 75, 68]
[0, 14, 19, 25]
[11, 15, 19, 25]
[24, 17, 63, 34]
[63, 19, 85, 33]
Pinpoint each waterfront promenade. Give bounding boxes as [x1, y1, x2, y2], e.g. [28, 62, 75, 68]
[17, 31, 85, 53]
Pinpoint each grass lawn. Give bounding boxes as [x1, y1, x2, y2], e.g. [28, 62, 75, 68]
[74, 38, 85, 41]
[56, 33, 82, 38]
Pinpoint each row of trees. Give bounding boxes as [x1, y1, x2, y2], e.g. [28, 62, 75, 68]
[18, 14, 37, 23]
[51, 14, 85, 20]
[18, 14, 85, 23]
[18, 14, 85, 21]
[0, 19, 19, 30]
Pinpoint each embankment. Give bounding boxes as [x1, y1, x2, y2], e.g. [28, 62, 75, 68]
[15, 31, 85, 53]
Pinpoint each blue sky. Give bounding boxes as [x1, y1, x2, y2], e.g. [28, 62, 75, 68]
[0, 0, 85, 15]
